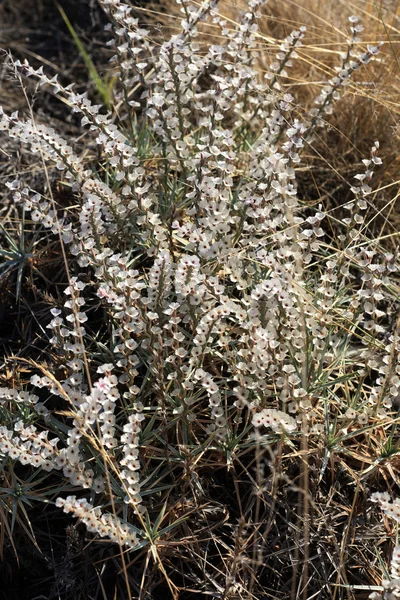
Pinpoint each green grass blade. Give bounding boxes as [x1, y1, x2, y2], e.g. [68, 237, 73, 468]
[56, 2, 112, 108]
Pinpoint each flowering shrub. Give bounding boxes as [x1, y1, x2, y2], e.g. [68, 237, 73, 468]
[1, 0, 400, 597]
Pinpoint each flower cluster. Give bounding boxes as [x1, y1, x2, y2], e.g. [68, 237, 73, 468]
[0, 421, 59, 470]
[56, 496, 140, 547]
[252, 408, 297, 433]
[120, 406, 145, 512]
[310, 16, 382, 125]
[371, 492, 400, 524]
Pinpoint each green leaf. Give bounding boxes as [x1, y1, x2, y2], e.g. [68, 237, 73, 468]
[56, 2, 113, 109]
